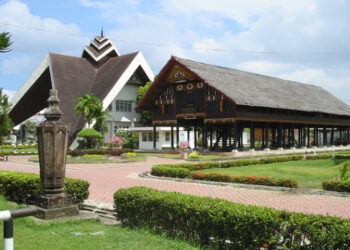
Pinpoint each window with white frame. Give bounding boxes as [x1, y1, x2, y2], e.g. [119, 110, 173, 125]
[115, 100, 132, 112]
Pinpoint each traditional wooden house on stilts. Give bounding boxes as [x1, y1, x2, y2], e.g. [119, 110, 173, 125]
[136, 56, 350, 151]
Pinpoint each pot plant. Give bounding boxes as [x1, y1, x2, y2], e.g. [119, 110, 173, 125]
[178, 141, 190, 159]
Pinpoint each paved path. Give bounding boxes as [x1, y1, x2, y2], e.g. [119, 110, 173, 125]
[1, 155, 350, 219]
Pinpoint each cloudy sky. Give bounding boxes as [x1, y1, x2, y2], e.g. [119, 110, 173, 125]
[1, 0, 350, 105]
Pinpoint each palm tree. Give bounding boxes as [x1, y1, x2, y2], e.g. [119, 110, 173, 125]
[0, 32, 12, 53]
[74, 94, 109, 132]
[93, 102, 110, 133]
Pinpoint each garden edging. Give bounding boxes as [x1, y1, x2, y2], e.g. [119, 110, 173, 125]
[139, 171, 350, 198]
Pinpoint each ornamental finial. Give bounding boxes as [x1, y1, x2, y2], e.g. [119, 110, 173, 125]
[101, 27, 104, 37]
[44, 89, 63, 121]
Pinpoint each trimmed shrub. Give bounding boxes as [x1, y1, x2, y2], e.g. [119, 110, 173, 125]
[68, 148, 132, 157]
[334, 155, 350, 159]
[114, 187, 350, 249]
[322, 180, 350, 193]
[305, 154, 332, 160]
[77, 128, 103, 148]
[191, 172, 298, 188]
[152, 165, 190, 178]
[82, 154, 105, 158]
[0, 171, 89, 205]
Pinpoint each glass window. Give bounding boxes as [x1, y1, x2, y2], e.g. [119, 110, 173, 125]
[115, 100, 133, 112]
[165, 132, 170, 142]
[142, 132, 147, 142]
[108, 104, 112, 111]
[148, 132, 153, 141]
[156, 132, 159, 142]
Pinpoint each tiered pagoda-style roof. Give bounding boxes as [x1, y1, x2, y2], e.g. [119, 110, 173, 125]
[10, 34, 154, 143]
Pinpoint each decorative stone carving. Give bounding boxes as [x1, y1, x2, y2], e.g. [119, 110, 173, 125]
[36, 89, 78, 219]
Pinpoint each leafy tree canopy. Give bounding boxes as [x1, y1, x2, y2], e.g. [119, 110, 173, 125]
[74, 93, 110, 132]
[0, 32, 12, 53]
[136, 79, 155, 126]
[0, 89, 14, 144]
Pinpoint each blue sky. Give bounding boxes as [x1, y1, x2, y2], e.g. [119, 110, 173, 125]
[1, 0, 350, 105]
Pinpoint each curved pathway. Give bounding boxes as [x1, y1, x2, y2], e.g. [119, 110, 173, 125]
[1, 155, 350, 219]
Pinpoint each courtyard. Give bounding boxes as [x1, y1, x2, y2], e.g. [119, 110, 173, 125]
[1, 154, 349, 219]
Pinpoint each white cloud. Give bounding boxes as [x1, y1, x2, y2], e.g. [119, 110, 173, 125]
[0, 0, 89, 76]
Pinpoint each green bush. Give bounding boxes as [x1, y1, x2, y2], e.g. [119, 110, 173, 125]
[68, 148, 132, 157]
[77, 128, 103, 148]
[191, 172, 298, 188]
[114, 187, 350, 249]
[305, 154, 332, 160]
[0, 171, 89, 205]
[322, 180, 350, 193]
[152, 165, 190, 178]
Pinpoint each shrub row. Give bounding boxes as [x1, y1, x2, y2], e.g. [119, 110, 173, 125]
[305, 154, 332, 160]
[114, 187, 350, 249]
[322, 180, 350, 193]
[334, 154, 350, 159]
[191, 172, 298, 188]
[152, 155, 304, 173]
[68, 148, 133, 157]
[0, 171, 89, 205]
[0, 150, 38, 156]
[0, 144, 38, 149]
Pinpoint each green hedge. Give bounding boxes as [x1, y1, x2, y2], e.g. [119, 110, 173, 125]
[0, 171, 89, 205]
[305, 154, 332, 160]
[114, 187, 350, 249]
[191, 172, 298, 188]
[68, 148, 132, 157]
[0, 144, 38, 149]
[322, 180, 350, 193]
[151, 156, 303, 187]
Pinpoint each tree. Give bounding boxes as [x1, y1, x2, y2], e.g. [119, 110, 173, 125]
[74, 93, 110, 132]
[0, 89, 14, 144]
[136, 80, 153, 125]
[77, 128, 103, 148]
[0, 32, 12, 53]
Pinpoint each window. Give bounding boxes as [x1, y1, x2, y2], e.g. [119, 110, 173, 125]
[141, 132, 160, 142]
[115, 100, 132, 112]
[142, 132, 147, 142]
[165, 132, 170, 142]
[147, 132, 153, 141]
[108, 104, 112, 111]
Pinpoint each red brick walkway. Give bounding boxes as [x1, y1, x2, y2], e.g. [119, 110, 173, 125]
[1, 156, 350, 219]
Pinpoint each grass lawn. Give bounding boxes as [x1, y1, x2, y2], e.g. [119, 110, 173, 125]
[0, 148, 38, 154]
[0, 197, 198, 250]
[198, 159, 349, 189]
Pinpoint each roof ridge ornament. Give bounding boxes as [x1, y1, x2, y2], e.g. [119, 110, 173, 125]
[101, 27, 104, 37]
[44, 89, 63, 121]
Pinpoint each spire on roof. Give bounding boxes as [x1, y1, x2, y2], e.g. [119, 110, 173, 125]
[82, 34, 120, 66]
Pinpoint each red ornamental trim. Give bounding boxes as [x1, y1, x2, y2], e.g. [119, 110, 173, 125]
[196, 82, 203, 88]
[176, 84, 183, 91]
[186, 83, 194, 90]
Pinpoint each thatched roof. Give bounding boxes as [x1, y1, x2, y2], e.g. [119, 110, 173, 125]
[172, 57, 350, 117]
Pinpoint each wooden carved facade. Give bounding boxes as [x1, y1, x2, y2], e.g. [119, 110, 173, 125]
[137, 56, 350, 151]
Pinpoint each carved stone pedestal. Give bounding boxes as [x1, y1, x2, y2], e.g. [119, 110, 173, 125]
[36, 194, 78, 220]
[35, 89, 78, 220]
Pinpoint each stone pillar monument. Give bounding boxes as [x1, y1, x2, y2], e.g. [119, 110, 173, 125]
[36, 89, 78, 219]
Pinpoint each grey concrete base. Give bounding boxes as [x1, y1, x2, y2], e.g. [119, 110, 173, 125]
[277, 147, 284, 151]
[290, 147, 296, 150]
[231, 149, 238, 153]
[264, 148, 270, 151]
[249, 148, 255, 152]
[301, 146, 307, 149]
[35, 205, 79, 220]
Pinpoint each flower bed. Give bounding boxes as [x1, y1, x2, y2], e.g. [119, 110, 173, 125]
[151, 155, 302, 188]
[114, 187, 350, 249]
